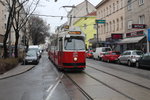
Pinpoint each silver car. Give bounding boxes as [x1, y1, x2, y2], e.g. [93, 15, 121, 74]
[23, 50, 39, 65]
[118, 50, 144, 66]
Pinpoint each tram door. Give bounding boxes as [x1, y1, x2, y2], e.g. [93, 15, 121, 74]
[58, 37, 63, 67]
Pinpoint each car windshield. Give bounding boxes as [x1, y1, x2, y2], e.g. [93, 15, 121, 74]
[133, 51, 143, 55]
[102, 48, 111, 52]
[29, 48, 40, 53]
[112, 52, 120, 55]
[27, 51, 36, 57]
[64, 36, 85, 50]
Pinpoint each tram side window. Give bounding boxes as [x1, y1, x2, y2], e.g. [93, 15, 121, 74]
[59, 38, 63, 51]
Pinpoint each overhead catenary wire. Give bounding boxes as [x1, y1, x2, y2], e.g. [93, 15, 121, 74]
[31, 0, 138, 28]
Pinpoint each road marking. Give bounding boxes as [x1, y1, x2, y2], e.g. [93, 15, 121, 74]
[46, 85, 53, 92]
[45, 79, 61, 100]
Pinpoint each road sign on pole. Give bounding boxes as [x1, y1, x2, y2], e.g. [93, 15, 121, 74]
[145, 29, 150, 53]
[96, 20, 106, 24]
[148, 29, 150, 41]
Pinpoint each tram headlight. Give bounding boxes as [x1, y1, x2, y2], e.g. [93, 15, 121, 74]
[74, 57, 78, 61]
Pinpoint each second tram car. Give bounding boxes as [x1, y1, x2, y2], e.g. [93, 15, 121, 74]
[48, 27, 86, 71]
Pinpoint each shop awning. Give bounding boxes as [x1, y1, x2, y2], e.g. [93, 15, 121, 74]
[118, 36, 145, 44]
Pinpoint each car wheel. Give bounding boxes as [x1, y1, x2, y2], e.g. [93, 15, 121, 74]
[135, 62, 140, 68]
[128, 61, 132, 67]
[117, 59, 121, 64]
[98, 56, 101, 61]
[107, 59, 110, 63]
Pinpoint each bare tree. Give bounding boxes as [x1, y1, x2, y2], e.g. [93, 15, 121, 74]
[0, 0, 16, 58]
[12, 0, 40, 58]
[28, 16, 50, 45]
[0, 0, 40, 58]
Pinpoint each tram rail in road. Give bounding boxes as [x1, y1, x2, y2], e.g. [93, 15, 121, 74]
[87, 65, 150, 90]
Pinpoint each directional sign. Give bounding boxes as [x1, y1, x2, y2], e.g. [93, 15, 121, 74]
[148, 29, 150, 41]
[96, 20, 106, 24]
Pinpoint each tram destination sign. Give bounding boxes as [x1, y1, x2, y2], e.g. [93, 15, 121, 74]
[132, 24, 146, 29]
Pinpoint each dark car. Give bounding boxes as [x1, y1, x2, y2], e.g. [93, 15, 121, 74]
[23, 50, 39, 65]
[135, 53, 150, 68]
[102, 51, 121, 62]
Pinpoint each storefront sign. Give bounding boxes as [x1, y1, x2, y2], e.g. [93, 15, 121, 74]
[111, 34, 123, 39]
[132, 24, 146, 29]
[126, 30, 144, 38]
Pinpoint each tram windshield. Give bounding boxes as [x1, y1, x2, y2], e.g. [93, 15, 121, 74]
[64, 36, 85, 50]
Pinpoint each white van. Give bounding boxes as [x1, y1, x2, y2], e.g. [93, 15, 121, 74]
[93, 47, 112, 60]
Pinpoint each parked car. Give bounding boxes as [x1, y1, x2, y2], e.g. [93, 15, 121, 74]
[135, 53, 150, 68]
[93, 47, 112, 60]
[102, 51, 121, 62]
[86, 50, 93, 58]
[28, 45, 41, 58]
[118, 50, 144, 66]
[23, 50, 39, 65]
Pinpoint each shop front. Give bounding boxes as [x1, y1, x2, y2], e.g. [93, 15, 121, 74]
[118, 30, 146, 53]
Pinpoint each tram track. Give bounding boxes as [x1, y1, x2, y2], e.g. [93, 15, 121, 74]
[64, 73, 94, 100]
[83, 71, 135, 100]
[65, 64, 150, 100]
[87, 65, 150, 91]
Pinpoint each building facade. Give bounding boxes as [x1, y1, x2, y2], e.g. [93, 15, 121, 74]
[121, 0, 150, 53]
[67, 0, 96, 27]
[74, 11, 97, 49]
[95, 0, 125, 51]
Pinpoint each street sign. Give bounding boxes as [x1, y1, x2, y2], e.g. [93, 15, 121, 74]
[96, 20, 106, 24]
[148, 29, 150, 41]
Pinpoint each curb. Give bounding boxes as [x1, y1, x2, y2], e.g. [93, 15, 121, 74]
[0, 65, 36, 80]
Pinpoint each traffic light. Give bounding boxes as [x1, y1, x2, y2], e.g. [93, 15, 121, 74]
[55, 0, 57, 2]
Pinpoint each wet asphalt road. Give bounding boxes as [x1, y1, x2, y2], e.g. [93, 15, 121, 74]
[0, 52, 71, 100]
[1, 53, 150, 100]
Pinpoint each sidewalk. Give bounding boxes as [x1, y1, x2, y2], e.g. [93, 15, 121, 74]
[0, 64, 35, 79]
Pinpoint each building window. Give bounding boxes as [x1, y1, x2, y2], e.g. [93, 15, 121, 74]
[128, 20, 132, 29]
[109, 5, 111, 15]
[139, 15, 145, 24]
[110, 22, 112, 32]
[117, 19, 119, 31]
[106, 7, 108, 16]
[128, 0, 132, 10]
[84, 24, 87, 29]
[121, 0, 123, 8]
[116, 1, 119, 11]
[104, 9, 105, 17]
[113, 3, 115, 12]
[121, 17, 123, 30]
[113, 20, 115, 32]
[139, 0, 144, 5]
[5, 23, 7, 29]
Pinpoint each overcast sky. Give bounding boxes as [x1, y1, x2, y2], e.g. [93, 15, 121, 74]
[34, 0, 101, 33]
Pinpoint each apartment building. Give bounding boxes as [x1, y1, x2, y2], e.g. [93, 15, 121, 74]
[74, 11, 97, 49]
[0, 3, 5, 43]
[67, 0, 96, 27]
[120, 0, 150, 52]
[95, 0, 125, 51]
[0, 3, 6, 57]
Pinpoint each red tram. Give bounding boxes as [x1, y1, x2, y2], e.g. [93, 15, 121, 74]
[48, 27, 86, 71]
